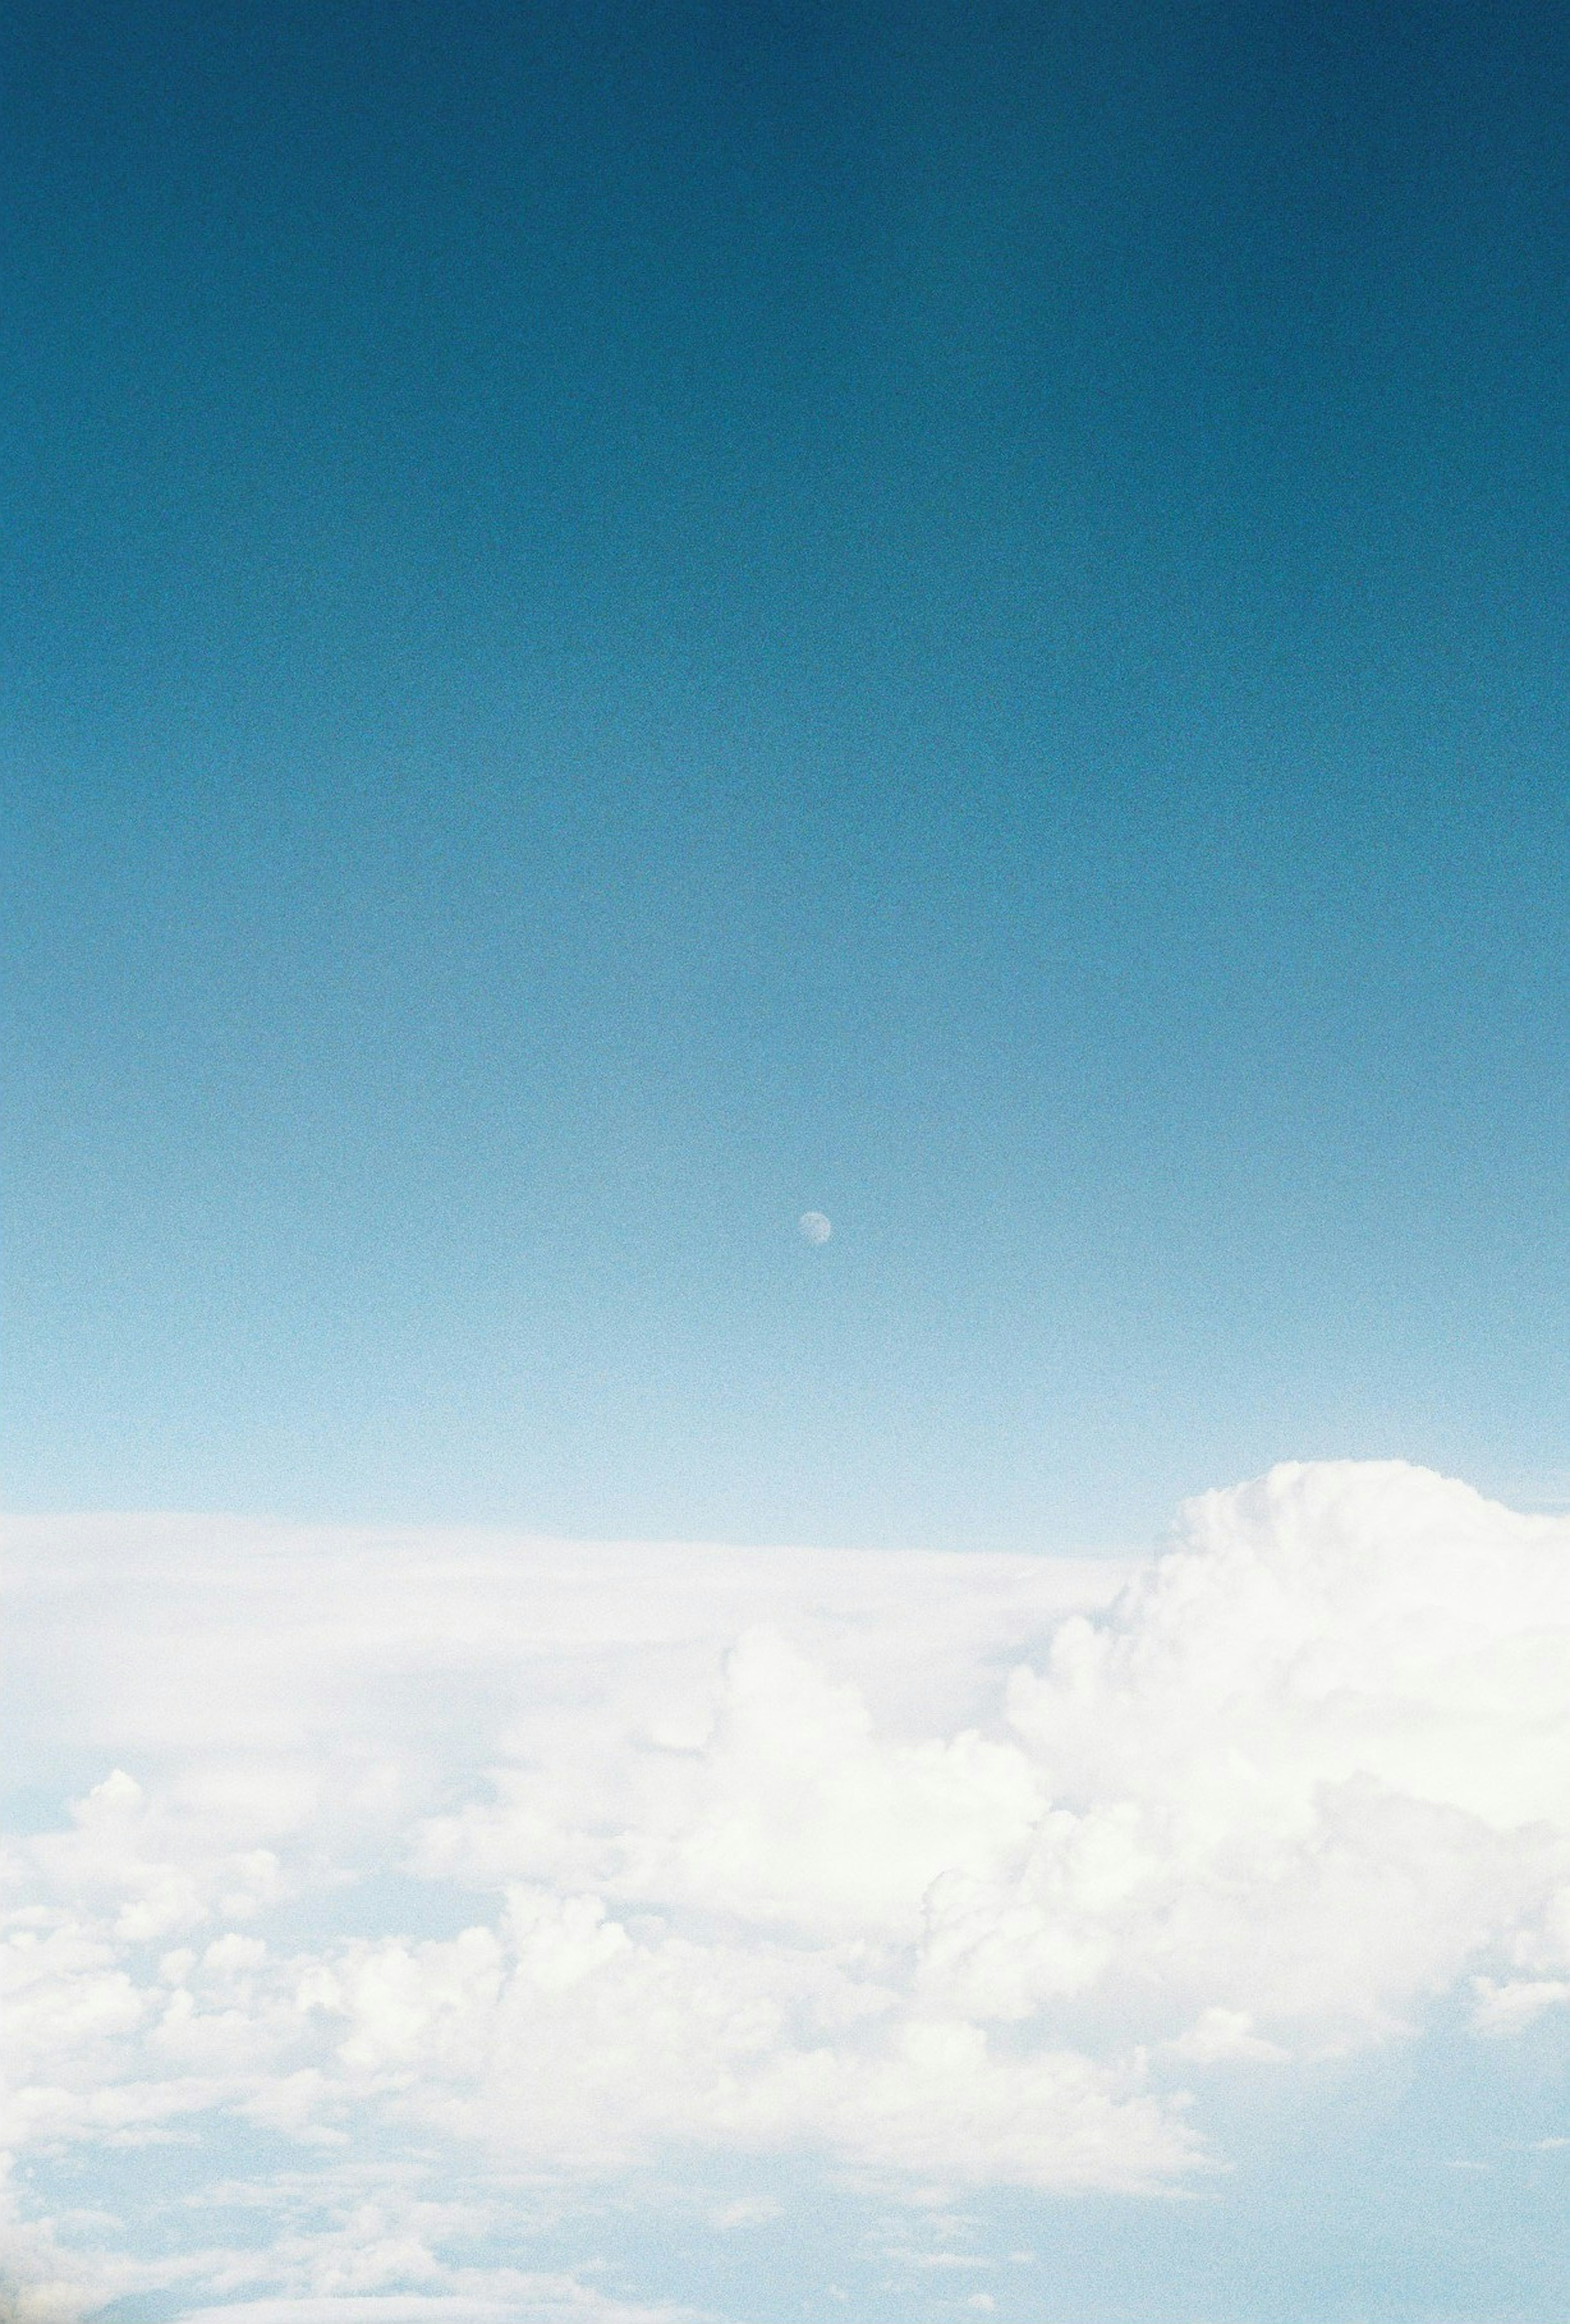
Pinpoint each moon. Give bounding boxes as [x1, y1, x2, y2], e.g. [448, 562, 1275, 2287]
[798, 1211, 832, 1245]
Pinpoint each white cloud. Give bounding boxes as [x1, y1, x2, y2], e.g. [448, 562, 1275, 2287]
[5, 1461, 1570, 2315]
[173, 2292, 695, 2324]
[1162, 2008, 1290, 2065]
[1471, 1976, 1570, 2035]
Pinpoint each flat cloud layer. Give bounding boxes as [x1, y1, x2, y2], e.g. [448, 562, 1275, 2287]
[5, 1463, 1570, 2319]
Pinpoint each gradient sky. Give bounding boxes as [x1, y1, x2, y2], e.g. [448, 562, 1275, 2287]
[8, 14, 1570, 2324]
[6, 0, 1570, 1549]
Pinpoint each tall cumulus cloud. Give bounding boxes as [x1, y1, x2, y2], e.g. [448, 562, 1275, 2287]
[4, 1462, 1570, 2317]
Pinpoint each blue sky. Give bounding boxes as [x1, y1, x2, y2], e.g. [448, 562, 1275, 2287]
[5, 14, 1570, 2321]
[6, 0, 1570, 1547]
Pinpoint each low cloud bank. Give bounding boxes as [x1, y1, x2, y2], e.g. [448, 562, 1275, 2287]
[4, 1462, 1570, 2315]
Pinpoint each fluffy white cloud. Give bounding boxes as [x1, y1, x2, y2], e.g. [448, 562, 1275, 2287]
[4, 1462, 1570, 2317]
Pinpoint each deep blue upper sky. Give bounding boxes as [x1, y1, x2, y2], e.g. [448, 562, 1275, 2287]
[5, 0, 1568, 1546]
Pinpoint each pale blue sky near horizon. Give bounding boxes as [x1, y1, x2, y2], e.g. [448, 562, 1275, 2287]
[5, 0, 1570, 1550]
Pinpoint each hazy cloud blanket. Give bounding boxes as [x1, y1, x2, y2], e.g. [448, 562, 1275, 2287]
[5, 1462, 1570, 2321]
